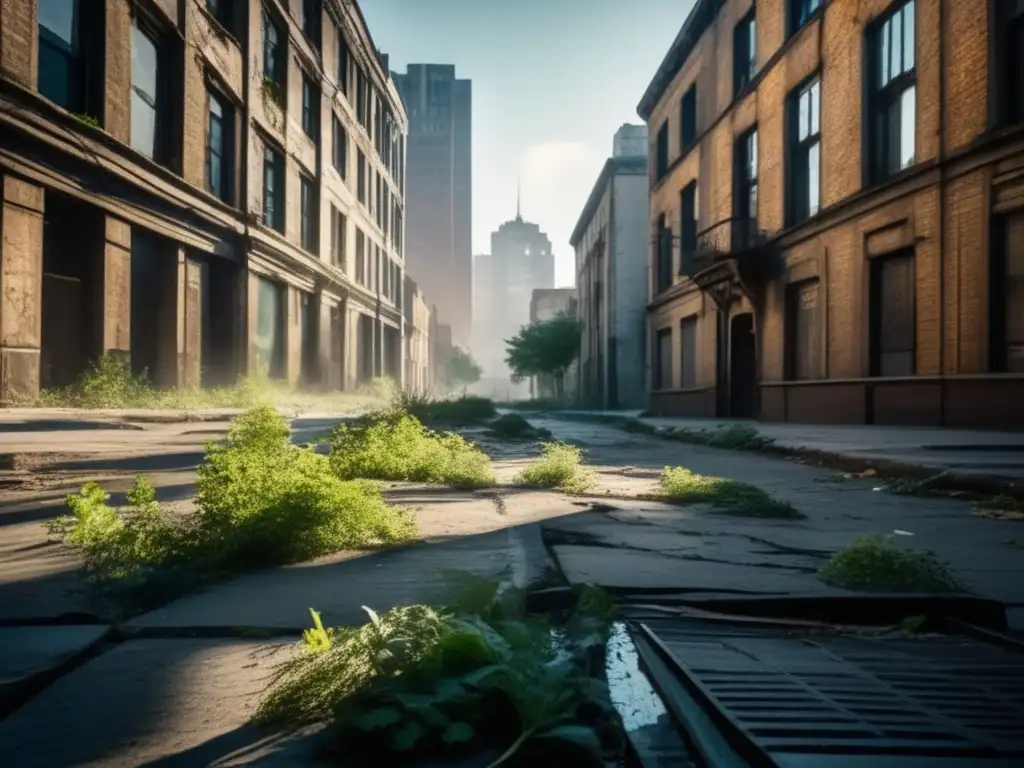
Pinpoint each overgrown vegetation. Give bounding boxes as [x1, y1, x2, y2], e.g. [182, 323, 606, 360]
[488, 413, 553, 441]
[395, 391, 497, 426]
[818, 533, 966, 593]
[975, 494, 1024, 521]
[514, 442, 594, 493]
[256, 575, 622, 767]
[329, 412, 495, 488]
[46, 407, 415, 603]
[656, 423, 774, 451]
[23, 354, 386, 412]
[73, 113, 101, 129]
[658, 466, 804, 519]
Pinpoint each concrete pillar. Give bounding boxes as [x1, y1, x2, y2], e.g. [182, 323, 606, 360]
[104, 0, 131, 144]
[0, 0, 38, 90]
[96, 215, 131, 361]
[245, 271, 260, 377]
[317, 296, 336, 390]
[285, 285, 302, 385]
[0, 175, 44, 402]
[154, 246, 196, 388]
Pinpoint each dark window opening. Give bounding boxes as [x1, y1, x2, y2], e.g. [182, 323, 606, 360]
[785, 279, 822, 380]
[734, 11, 757, 97]
[357, 149, 367, 205]
[680, 316, 697, 390]
[655, 121, 669, 180]
[655, 328, 673, 390]
[130, 14, 166, 161]
[355, 228, 366, 284]
[655, 214, 672, 294]
[38, 0, 102, 118]
[991, 213, 1024, 372]
[735, 128, 759, 244]
[331, 206, 348, 271]
[868, 0, 916, 183]
[206, 0, 232, 32]
[300, 175, 317, 252]
[337, 31, 349, 96]
[301, 71, 318, 140]
[262, 142, 285, 233]
[300, 292, 318, 384]
[869, 251, 916, 377]
[262, 9, 285, 96]
[679, 182, 698, 275]
[332, 114, 347, 178]
[999, 1, 1024, 124]
[790, 0, 822, 36]
[301, 0, 321, 49]
[680, 85, 697, 153]
[206, 89, 233, 203]
[788, 76, 821, 225]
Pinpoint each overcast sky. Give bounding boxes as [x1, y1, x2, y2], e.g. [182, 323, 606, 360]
[361, 0, 693, 286]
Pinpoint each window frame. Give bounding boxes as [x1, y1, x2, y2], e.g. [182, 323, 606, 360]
[654, 121, 669, 180]
[206, 0, 233, 32]
[787, 75, 821, 227]
[654, 327, 674, 391]
[679, 181, 698, 275]
[262, 7, 286, 95]
[680, 84, 697, 154]
[205, 87, 233, 203]
[299, 173, 318, 252]
[357, 148, 367, 205]
[337, 28, 349, 97]
[129, 11, 167, 162]
[789, 0, 822, 37]
[332, 113, 348, 179]
[301, 0, 321, 49]
[991, 0, 1024, 127]
[655, 213, 672, 294]
[733, 11, 756, 98]
[734, 127, 759, 239]
[866, 0, 917, 185]
[869, 250, 917, 378]
[262, 141, 285, 233]
[784, 278, 823, 381]
[680, 315, 698, 390]
[38, 0, 99, 116]
[301, 70, 319, 141]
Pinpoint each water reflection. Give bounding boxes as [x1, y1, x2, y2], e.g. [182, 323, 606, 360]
[605, 622, 667, 730]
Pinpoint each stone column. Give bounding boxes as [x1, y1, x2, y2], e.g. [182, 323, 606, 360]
[154, 246, 202, 388]
[0, 175, 44, 402]
[96, 215, 131, 361]
[317, 295, 335, 390]
[285, 285, 302, 386]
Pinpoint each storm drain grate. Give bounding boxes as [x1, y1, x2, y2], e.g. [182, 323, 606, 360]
[636, 617, 1024, 762]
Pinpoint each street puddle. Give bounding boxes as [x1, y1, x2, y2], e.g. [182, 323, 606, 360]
[605, 621, 666, 729]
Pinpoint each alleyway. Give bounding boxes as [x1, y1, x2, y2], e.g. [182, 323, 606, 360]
[0, 410, 1022, 764]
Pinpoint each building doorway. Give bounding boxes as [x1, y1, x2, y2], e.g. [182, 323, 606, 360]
[729, 312, 757, 418]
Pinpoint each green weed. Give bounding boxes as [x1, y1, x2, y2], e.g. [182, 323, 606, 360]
[328, 413, 495, 488]
[660, 423, 774, 451]
[514, 442, 594, 493]
[395, 391, 497, 426]
[256, 578, 620, 765]
[487, 413, 552, 441]
[658, 466, 804, 519]
[818, 533, 965, 593]
[46, 407, 415, 596]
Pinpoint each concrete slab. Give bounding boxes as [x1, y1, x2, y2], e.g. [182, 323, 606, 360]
[0, 625, 111, 703]
[0, 637, 309, 767]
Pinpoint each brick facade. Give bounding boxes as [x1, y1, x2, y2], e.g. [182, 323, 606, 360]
[640, 0, 1024, 430]
[0, 0, 407, 402]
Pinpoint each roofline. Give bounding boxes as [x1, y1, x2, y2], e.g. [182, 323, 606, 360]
[569, 156, 649, 247]
[636, 0, 722, 122]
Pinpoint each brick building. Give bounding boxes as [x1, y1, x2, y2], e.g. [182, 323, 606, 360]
[639, 0, 1024, 429]
[0, 0, 406, 402]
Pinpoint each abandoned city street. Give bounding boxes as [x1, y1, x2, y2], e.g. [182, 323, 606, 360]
[1, 408, 1023, 765]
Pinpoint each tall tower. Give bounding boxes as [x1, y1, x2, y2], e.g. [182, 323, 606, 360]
[392, 64, 472, 347]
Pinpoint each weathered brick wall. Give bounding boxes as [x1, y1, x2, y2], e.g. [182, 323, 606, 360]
[946, 0, 989, 152]
[105, 0, 132, 144]
[0, 0, 38, 89]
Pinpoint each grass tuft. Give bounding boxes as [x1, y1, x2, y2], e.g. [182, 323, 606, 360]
[818, 533, 966, 593]
[46, 406, 415, 601]
[658, 466, 804, 519]
[328, 412, 495, 488]
[514, 441, 594, 493]
[24, 354, 386, 412]
[660, 423, 774, 451]
[396, 391, 497, 426]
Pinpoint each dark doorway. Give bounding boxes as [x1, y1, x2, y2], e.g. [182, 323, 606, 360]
[715, 310, 729, 417]
[357, 313, 374, 384]
[202, 260, 237, 386]
[729, 312, 757, 418]
[41, 194, 100, 389]
[300, 292, 319, 386]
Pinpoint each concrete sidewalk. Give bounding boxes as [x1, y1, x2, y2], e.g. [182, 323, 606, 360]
[541, 410, 1024, 482]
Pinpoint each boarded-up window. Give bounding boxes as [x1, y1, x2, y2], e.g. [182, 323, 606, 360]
[786, 279, 821, 380]
[255, 277, 285, 379]
[870, 252, 916, 377]
[998, 213, 1024, 372]
[655, 328, 673, 390]
[680, 316, 698, 389]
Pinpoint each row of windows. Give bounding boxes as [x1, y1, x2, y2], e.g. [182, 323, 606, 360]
[652, 0, 924, 296]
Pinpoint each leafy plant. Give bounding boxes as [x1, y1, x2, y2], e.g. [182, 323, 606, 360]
[47, 407, 415, 600]
[818, 533, 966, 593]
[505, 312, 582, 402]
[73, 113, 101, 129]
[261, 75, 283, 107]
[658, 466, 804, 519]
[395, 391, 497, 426]
[514, 442, 594, 493]
[256, 578, 621, 767]
[328, 412, 495, 488]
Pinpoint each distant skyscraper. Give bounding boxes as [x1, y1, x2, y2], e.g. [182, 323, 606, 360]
[471, 200, 555, 388]
[392, 64, 472, 347]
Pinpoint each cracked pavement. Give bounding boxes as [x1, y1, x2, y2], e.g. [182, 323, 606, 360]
[0, 410, 1023, 765]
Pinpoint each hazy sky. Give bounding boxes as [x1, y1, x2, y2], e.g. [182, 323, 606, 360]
[360, 0, 693, 287]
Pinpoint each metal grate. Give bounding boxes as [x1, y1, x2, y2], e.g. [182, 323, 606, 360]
[637, 617, 1024, 762]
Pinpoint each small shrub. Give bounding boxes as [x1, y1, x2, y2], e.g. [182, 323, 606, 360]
[514, 441, 594, 493]
[662, 424, 773, 451]
[658, 466, 803, 519]
[818, 533, 966, 593]
[47, 406, 415, 592]
[487, 413, 552, 441]
[328, 413, 494, 488]
[397, 391, 497, 425]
